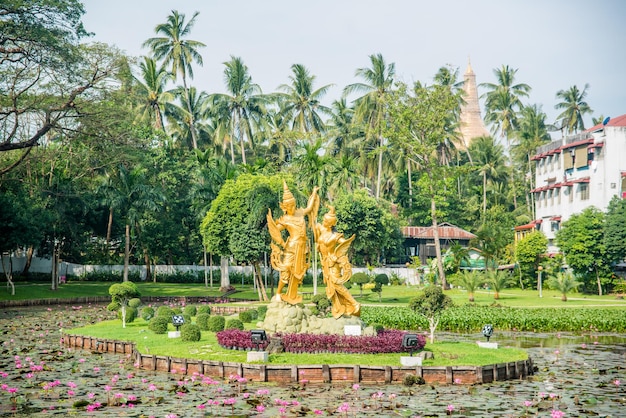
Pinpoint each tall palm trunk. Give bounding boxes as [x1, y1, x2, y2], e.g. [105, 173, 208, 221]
[106, 207, 113, 247]
[182, 77, 198, 149]
[375, 134, 383, 199]
[123, 224, 130, 282]
[429, 177, 447, 289]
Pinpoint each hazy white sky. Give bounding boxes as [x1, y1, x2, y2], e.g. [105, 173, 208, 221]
[81, 0, 626, 130]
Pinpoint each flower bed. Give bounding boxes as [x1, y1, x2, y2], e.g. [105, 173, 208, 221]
[216, 329, 426, 354]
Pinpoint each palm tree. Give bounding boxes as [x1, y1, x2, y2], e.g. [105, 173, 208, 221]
[486, 270, 514, 300]
[555, 84, 593, 134]
[99, 165, 162, 282]
[290, 137, 334, 198]
[132, 56, 173, 132]
[512, 104, 551, 218]
[276, 64, 333, 133]
[445, 243, 471, 274]
[546, 271, 581, 301]
[209, 56, 267, 165]
[326, 98, 358, 158]
[468, 136, 508, 217]
[165, 86, 210, 150]
[143, 10, 205, 149]
[344, 53, 395, 199]
[451, 270, 483, 302]
[480, 65, 531, 209]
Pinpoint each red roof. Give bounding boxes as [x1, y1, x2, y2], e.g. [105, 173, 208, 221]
[585, 113, 626, 132]
[402, 223, 476, 240]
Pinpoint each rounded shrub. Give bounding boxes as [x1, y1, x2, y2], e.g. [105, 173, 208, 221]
[375, 273, 390, 286]
[157, 306, 174, 318]
[128, 298, 142, 309]
[238, 310, 253, 323]
[182, 314, 192, 325]
[171, 307, 182, 315]
[117, 306, 137, 323]
[206, 315, 226, 332]
[256, 305, 267, 319]
[196, 313, 211, 330]
[107, 301, 120, 312]
[197, 305, 211, 315]
[183, 305, 197, 317]
[180, 323, 201, 342]
[149, 316, 170, 334]
[248, 309, 258, 320]
[225, 319, 244, 330]
[141, 306, 155, 321]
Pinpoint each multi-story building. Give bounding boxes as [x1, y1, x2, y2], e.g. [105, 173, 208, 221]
[515, 113, 626, 253]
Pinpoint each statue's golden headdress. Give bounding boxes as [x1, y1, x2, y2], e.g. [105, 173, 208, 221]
[281, 180, 295, 204]
[324, 205, 337, 222]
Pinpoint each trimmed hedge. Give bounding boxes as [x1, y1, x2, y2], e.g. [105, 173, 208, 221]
[225, 319, 244, 330]
[206, 315, 225, 332]
[141, 307, 155, 321]
[180, 324, 201, 342]
[149, 316, 170, 334]
[196, 313, 211, 330]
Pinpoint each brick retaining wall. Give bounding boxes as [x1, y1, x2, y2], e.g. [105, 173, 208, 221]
[61, 334, 534, 385]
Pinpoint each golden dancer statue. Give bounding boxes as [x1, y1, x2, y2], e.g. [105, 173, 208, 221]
[313, 206, 360, 318]
[267, 182, 319, 304]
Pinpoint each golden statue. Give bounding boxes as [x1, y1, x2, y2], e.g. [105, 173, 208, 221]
[267, 182, 319, 304]
[313, 206, 360, 318]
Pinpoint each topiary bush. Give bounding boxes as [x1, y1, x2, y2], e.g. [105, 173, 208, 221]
[311, 294, 331, 316]
[107, 301, 121, 312]
[256, 305, 267, 319]
[128, 298, 142, 309]
[171, 307, 182, 315]
[149, 316, 169, 334]
[196, 313, 211, 330]
[117, 306, 137, 323]
[197, 305, 211, 315]
[182, 314, 192, 325]
[225, 318, 244, 330]
[238, 310, 253, 323]
[180, 323, 201, 342]
[248, 309, 258, 320]
[157, 306, 174, 318]
[207, 315, 226, 332]
[183, 305, 197, 317]
[141, 307, 154, 321]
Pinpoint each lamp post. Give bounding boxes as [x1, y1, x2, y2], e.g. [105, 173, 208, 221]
[537, 265, 543, 298]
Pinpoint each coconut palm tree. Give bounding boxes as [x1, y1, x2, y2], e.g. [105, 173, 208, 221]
[486, 270, 515, 300]
[276, 64, 333, 134]
[209, 56, 267, 165]
[554, 84, 593, 134]
[143, 10, 205, 149]
[480, 65, 531, 210]
[165, 86, 210, 150]
[344, 53, 395, 200]
[512, 104, 551, 218]
[468, 136, 508, 217]
[546, 271, 581, 301]
[132, 56, 173, 132]
[451, 270, 483, 302]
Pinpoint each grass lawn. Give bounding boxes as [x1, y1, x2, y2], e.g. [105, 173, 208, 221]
[66, 316, 528, 367]
[4, 280, 626, 309]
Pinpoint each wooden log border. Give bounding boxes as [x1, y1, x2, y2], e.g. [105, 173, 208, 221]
[61, 333, 534, 385]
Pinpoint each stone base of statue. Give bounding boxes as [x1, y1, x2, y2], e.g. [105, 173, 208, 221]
[247, 351, 268, 362]
[168, 331, 181, 338]
[257, 300, 375, 336]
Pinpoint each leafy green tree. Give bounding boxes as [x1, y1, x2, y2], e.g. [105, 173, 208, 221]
[514, 230, 548, 289]
[546, 271, 581, 302]
[344, 53, 395, 199]
[333, 189, 403, 266]
[604, 196, 626, 268]
[468, 136, 508, 216]
[165, 86, 210, 150]
[444, 243, 471, 275]
[554, 84, 592, 134]
[350, 272, 370, 297]
[471, 206, 515, 272]
[143, 10, 205, 149]
[385, 81, 461, 289]
[200, 174, 285, 300]
[290, 137, 335, 199]
[1, 2, 125, 173]
[109, 282, 141, 328]
[371, 273, 389, 302]
[409, 285, 453, 344]
[450, 270, 483, 302]
[556, 207, 611, 295]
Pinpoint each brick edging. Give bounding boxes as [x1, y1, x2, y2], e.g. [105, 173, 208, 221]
[61, 333, 534, 385]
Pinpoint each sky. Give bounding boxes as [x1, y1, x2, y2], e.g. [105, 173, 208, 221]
[81, 0, 626, 131]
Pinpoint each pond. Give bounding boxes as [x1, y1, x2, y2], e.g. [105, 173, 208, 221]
[0, 304, 624, 417]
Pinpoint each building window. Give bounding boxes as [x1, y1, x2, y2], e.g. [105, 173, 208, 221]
[551, 221, 560, 232]
[548, 189, 553, 206]
[556, 188, 561, 204]
[579, 183, 589, 200]
[568, 187, 574, 203]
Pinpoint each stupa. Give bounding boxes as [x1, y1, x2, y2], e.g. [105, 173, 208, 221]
[458, 58, 490, 149]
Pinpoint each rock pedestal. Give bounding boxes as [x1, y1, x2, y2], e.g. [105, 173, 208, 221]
[257, 300, 374, 335]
